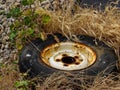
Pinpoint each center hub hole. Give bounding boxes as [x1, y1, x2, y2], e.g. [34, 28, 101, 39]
[62, 56, 76, 64]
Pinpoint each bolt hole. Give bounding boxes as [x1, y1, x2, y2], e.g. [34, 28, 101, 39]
[64, 64, 69, 66]
[74, 56, 79, 59]
[62, 54, 68, 56]
[75, 62, 80, 65]
[62, 56, 76, 64]
[56, 59, 61, 62]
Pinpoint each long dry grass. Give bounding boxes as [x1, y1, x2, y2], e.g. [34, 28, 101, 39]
[0, 1, 120, 90]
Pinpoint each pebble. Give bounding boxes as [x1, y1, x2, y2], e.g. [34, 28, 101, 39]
[0, 58, 3, 63]
[4, 49, 10, 55]
[0, 0, 18, 63]
[5, 44, 9, 49]
[0, 50, 3, 53]
[6, 28, 10, 34]
[1, 44, 4, 49]
[0, 0, 67, 63]
[2, 21, 8, 27]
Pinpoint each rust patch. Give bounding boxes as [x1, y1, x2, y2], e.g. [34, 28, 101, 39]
[64, 64, 69, 66]
[41, 42, 97, 70]
[54, 46, 59, 51]
[75, 62, 80, 65]
[46, 48, 50, 52]
[80, 59, 83, 62]
[74, 56, 79, 59]
[56, 59, 61, 62]
[74, 45, 79, 48]
[62, 54, 68, 57]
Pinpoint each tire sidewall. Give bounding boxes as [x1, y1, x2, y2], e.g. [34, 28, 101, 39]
[19, 34, 118, 77]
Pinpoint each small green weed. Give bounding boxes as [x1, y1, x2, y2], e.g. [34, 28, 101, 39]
[7, 7, 21, 18]
[14, 80, 30, 90]
[21, 0, 34, 6]
[42, 15, 51, 24]
[7, 0, 51, 50]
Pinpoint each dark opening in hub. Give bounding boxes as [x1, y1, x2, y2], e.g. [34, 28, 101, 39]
[62, 56, 76, 64]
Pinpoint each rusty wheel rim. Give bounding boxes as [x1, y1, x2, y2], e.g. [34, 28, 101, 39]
[41, 42, 96, 70]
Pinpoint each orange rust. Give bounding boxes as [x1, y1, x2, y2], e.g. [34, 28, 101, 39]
[41, 42, 97, 69]
[56, 59, 61, 62]
[74, 56, 79, 59]
[62, 54, 68, 57]
[64, 64, 69, 66]
[75, 62, 80, 65]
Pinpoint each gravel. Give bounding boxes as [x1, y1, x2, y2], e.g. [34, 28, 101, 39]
[0, 0, 18, 63]
[0, 0, 66, 63]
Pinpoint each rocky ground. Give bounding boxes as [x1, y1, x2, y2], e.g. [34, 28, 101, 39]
[0, 0, 73, 64]
[0, 0, 51, 63]
[0, 0, 71, 63]
[0, 0, 20, 63]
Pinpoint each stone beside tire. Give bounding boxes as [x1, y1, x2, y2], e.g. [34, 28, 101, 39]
[19, 33, 118, 77]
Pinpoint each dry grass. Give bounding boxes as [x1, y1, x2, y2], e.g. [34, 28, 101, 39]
[41, 5, 120, 50]
[31, 4, 120, 89]
[89, 74, 120, 90]
[1, 1, 120, 90]
[0, 64, 19, 90]
[35, 72, 120, 90]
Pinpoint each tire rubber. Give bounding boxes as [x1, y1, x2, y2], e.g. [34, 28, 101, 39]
[19, 33, 118, 77]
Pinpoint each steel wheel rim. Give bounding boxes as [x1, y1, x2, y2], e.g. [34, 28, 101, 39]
[41, 42, 96, 70]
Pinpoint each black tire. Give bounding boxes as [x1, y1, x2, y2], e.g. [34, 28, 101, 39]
[19, 33, 118, 77]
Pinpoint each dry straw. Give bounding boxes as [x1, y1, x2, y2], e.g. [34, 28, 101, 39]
[0, 0, 120, 90]
[37, 0, 120, 58]
[35, 1, 120, 89]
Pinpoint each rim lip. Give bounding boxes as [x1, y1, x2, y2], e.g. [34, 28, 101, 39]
[41, 42, 97, 71]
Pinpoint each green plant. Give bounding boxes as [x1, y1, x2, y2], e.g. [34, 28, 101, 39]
[7, 0, 51, 50]
[7, 7, 21, 18]
[21, 0, 34, 6]
[14, 80, 30, 90]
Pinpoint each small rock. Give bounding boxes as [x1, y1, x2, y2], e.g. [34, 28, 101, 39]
[0, 4, 6, 9]
[1, 44, 4, 49]
[2, 17, 7, 23]
[2, 39, 6, 44]
[0, 24, 4, 29]
[0, 49, 3, 53]
[10, 18, 15, 22]
[4, 56, 9, 60]
[16, 0, 21, 2]
[31, 5, 35, 8]
[0, 15, 3, 20]
[2, 32, 5, 36]
[2, 21, 8, 27]
[0, 58, 3, 63]
[6, 28, 11, 34]
[12, 49, 17, 53]
[0, 29, 3, 34]
[4, 49, 10, 55]
[14, 2, 20, 6]
[7, 21, 12, 26]
[4, 36, 9, 40]
[5, 44, 9, 49]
